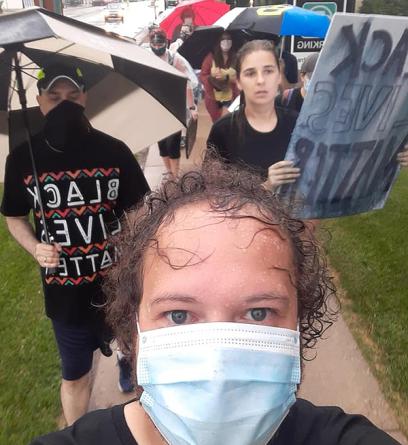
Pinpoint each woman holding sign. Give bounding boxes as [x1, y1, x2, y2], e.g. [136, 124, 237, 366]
[206, 40, 300, 190]
[207, 40, 408, 188]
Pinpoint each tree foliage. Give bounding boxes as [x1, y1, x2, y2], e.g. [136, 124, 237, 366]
[360, 0, 407, 15]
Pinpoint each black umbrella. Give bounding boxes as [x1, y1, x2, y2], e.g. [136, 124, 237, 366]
[226, 5, 330, 38]
[0, 7, 188, 272]
[178, 25, 245, 70]
[179, 5, 330, 69]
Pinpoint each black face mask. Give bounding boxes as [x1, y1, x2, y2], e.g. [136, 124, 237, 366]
[151, 46, 166, 57]
[44, 100, 90, 151]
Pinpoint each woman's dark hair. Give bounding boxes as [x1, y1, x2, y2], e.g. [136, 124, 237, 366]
[213, 32, 235, 68]
[233, 40, 281, 143]
[104, 158, 338, 361]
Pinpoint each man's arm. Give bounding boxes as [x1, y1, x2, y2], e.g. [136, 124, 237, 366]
[6, 216, 61, 268]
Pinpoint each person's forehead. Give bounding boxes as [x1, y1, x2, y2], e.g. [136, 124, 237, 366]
[151, 203, 294, 267]
[241, 50, 277, 69]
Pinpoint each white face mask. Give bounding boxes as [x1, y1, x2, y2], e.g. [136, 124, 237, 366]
[220, 39, 232, 52]
[137, 322, 301, 445]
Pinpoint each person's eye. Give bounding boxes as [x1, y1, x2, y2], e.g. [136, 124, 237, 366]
[264, 68, 274, 74]
[247, 308, 270, 322]
[166, 310, 188, 325]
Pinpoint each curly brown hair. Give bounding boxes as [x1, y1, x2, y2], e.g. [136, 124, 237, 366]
[104, 158, 338, 359]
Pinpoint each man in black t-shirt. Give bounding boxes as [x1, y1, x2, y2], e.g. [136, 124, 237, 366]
[1, 64, 150, 426]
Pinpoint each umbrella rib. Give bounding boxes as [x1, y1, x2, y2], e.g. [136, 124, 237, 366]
[20, 42, 77, 69]
[10, 65, 39, 81]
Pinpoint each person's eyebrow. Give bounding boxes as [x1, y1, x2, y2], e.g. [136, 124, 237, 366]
[150, 294, 199, 306]
[244, 293, 290, 307]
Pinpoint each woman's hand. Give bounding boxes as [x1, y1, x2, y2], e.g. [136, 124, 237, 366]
[264, 160, 301, 190]
[214, 68, 223, 80]
[397, 144, 408, 168]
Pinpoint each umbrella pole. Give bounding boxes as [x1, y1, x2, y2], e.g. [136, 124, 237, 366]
[280, 35, 285, 58]
[13, 54, 57, 276]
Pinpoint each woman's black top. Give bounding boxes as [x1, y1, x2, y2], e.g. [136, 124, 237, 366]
[30, 398, 401, 444]
[206, 107, 298, 180]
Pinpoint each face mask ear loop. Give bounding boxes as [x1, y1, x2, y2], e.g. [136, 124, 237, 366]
[136, 314, 141, 335]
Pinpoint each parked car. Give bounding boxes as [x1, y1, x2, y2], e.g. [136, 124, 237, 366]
[104, 2, 124, 22]
[92, 0, 108, 5]
[166, 0, 178, 7]
[64, 0, 82, 6]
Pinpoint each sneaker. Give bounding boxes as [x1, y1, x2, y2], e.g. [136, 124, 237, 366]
[117, 356, 135, 393]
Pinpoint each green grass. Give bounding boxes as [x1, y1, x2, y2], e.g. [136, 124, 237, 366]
[323, 170, 408, 434]
[0, 185, 61, 444]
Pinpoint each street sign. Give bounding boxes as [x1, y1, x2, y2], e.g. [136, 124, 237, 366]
[303, 1, 337, 17]
[293, 0, 345, 54]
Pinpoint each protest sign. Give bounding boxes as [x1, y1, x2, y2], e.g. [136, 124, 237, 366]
[282, 13, 408, 219]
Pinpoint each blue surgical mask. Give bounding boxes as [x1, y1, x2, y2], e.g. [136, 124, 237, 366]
[137, 322, 301, 445]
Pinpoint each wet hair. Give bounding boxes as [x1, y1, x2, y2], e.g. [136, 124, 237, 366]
[104, 158, 338, 360]
[233, 40, 281, 143]
[213, 32, 235, 69]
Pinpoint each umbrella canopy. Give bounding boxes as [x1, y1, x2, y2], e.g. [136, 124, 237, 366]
[159, 0, 230, 41]
[227, 4, 330, 38]
[178, 5, 329, 70]
[178, 25, 245, 69]
[0, 7, 188, 152]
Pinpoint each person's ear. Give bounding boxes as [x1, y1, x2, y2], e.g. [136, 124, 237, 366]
[36, 94, 46, 116]
[80, 91, 87, 107]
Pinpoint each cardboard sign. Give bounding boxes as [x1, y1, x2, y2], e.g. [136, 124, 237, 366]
[282, 13, 408, 219]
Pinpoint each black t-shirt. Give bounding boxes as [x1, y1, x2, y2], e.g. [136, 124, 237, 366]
[207, 107, 298, 179]
[30, 398, 401, 445]
[1, 129, 149, 325]
[276, 88, 304, 113]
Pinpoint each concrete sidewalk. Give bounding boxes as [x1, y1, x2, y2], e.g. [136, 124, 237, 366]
[89, 104, 407, 445]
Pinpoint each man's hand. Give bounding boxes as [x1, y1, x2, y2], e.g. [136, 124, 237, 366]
[397, 144, 408, 168]
[190, 109, 199, 120]
[264, 160, 301, 190]
[35, 242, 62, 268]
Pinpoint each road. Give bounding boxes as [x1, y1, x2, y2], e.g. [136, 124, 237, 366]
[63, 0, 166, 39]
